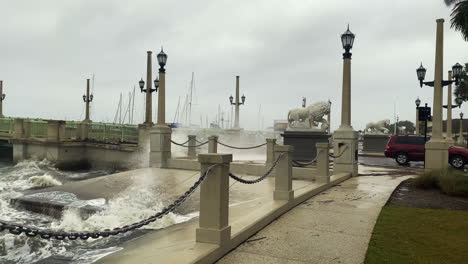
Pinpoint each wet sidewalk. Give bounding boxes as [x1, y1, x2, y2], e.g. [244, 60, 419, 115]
[218, 167, 414, 264]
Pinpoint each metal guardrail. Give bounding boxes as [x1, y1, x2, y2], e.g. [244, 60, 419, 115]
[0, 118, 14, 133]
[88, 123, 138, 144]
[29, 120, 48, 138]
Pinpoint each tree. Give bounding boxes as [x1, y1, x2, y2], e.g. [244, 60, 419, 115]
[445, 0, 468, 41]
[454, 63, 468, 101]
[384, 120, 415, 135]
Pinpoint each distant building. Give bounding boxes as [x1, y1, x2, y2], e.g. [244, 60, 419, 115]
[423, 119, 468, 140]
[273, 120, 288, 131]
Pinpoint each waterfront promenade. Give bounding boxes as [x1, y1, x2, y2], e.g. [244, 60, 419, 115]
[218, 167, 412, 264]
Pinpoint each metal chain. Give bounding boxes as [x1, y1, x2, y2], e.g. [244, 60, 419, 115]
[218, 141, 267, 150]
[228, 152, 285, 184]
[170, 139, 209, 148]
[292, 150, 322, 167]
[329, 146, 348, 159]
[0, 164, 220, 240]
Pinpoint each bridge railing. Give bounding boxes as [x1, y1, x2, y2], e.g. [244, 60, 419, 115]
[64, 122, 79, 140]
[0, 117, 15, 134]
[28, 120, 48, 138]
[87, 123, 138, 144]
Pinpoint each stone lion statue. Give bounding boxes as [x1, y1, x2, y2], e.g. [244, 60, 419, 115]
[288, 101, 331, 130]
[365, 119, 390, 134]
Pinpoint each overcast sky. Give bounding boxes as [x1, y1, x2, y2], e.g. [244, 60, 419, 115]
[1, 0, 467, 131]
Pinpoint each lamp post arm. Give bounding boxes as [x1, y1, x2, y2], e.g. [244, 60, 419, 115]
[422, 79, 458, 88]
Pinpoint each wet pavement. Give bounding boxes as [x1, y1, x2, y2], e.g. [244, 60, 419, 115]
[358, 156, 424, 169]
[218, 166, 414, 264]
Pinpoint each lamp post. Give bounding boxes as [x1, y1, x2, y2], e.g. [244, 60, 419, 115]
[229, 76, 246, 130]
[139, 51, 160, 125]
[416, 19, 462, 170]
[443, 91, 463, 142]
[0, 81, 5, 118]
[415, 97, 421, 134]
[149, 47, 170, 168]
[338, 25, 354, 131]
[156, 48, 168, 126]
[302, 97, 306, 108]
[333, 24, 358, 177]
[458, 112, 464, 145]
[82, 79, 93, 122]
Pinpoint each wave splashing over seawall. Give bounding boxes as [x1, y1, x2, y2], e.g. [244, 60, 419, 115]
[0, 160, 197, 263]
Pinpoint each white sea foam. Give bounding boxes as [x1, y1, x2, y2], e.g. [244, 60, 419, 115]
[0, 159, 197, 263]
[29, 174, 62, 188]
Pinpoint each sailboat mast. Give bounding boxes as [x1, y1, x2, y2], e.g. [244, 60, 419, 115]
[189, 72, 194, 127]
[131, 86, 136, 124]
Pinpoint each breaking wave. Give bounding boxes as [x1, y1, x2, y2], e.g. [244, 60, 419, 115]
[0, 159, 197, 264]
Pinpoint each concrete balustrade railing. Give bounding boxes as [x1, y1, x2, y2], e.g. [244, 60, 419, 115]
[197, 153, 232, 245]
[273, 145, 294, 201]
[266, 138, 276, 166]
[316, 143, 330, 183]
[187, 135, 197, 158]
[208, 135, 218, 153]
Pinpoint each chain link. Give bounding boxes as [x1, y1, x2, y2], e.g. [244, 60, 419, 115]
[218, 141, 267, 150]
[228, 152, 285, 184]
[292, 150, 323, 167]
[170, 139, 209, 148]
[329, 146, 348, 159]
[0, 164, 220, 240]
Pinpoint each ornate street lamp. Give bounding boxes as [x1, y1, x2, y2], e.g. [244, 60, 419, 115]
[461, 112, 464, 119]
[229, 94, 246, 106]
[139, 77, 158, 93]
[1, 94, 5, 100]
[417, 62, 462, 87]
[341, 25, 355, 59]
[157, 47, 167, 73]
[415, 97, 421, 108]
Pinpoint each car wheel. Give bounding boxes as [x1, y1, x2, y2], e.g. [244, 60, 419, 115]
[395, 152, 409, 165]
[450, 155, 465, 169]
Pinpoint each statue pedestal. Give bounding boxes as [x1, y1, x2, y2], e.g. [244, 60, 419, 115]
[362, 134, 390, 152]
[281, 131, 330, 161]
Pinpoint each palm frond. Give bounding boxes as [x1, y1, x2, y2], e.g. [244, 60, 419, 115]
[445, 0, 463, 6]
[450, 1, 468, 41]
[454, 63, 468, 101]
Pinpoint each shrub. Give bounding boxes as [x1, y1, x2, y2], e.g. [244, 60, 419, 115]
[414, 169, 468, 197]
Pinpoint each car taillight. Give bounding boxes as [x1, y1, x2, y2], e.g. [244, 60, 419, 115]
[385, 144, 390, 150]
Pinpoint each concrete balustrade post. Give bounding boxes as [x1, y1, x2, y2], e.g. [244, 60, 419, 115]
[208, 135, 218, 153]
[273, 145, 294, 201]
[196, 154, 232, 245]
[77, 122, 89, 140]
[188, 135, 196, 158]
[316, 143, 330, 183]
[47, 120, 66, 142]
[14, 119, 25, 139]
[265, 138, 276, 166]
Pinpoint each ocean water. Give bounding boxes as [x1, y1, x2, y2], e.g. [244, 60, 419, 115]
[0, 158, 197, 264]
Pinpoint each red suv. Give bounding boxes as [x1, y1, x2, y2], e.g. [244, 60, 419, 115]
[384, 135, 468, 169]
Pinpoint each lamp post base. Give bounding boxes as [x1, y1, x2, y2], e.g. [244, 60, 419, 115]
[425, 140, 449, 170]
[332, 129, 358, 177]
[150, 125, 172, 168]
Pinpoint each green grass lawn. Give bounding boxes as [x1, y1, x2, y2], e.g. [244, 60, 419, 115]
[365, 205, 468, 264]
